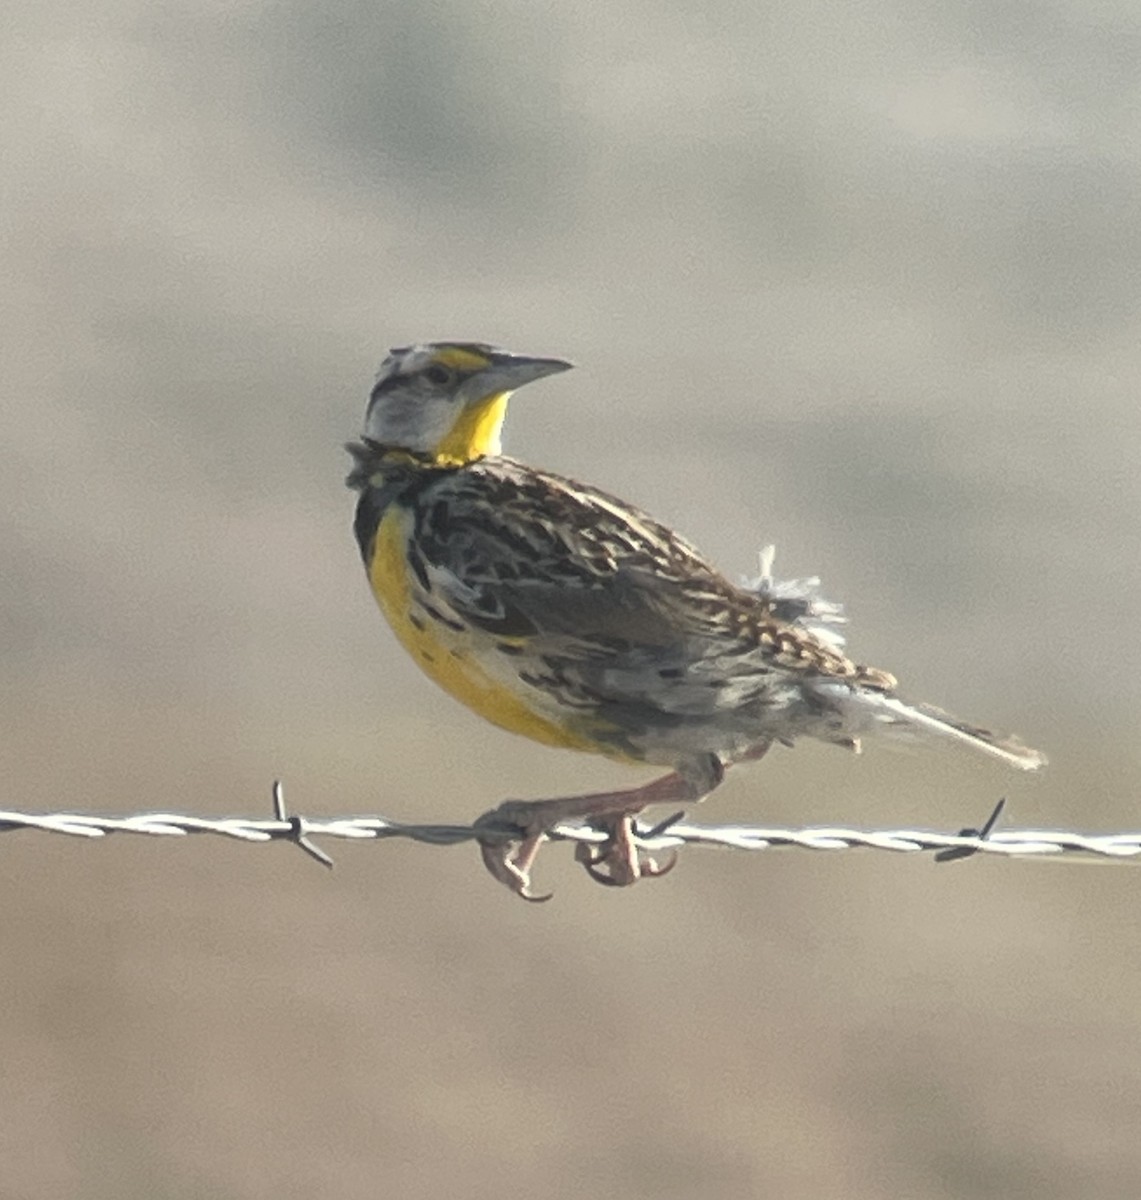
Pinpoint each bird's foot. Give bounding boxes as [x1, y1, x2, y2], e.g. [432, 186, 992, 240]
[475, 770, 703, 901]
[475, 800, 561, 903]
[574, 815, 679, 887]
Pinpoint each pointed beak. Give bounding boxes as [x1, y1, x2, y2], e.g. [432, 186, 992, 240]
[484, 353, 574, 392]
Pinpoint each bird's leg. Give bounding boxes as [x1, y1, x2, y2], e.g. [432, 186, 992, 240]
[476, 755, 725, 901]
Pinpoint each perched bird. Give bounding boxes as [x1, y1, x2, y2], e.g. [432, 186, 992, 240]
[346, 342, 1044, 899]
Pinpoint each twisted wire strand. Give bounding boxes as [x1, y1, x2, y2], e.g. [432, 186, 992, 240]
[1, 788, 1137, 868]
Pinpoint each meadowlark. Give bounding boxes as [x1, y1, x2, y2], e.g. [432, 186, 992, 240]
[347, 342, 1045, 899]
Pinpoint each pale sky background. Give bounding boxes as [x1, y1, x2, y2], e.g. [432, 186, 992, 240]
[3, 2, 1141, 1197]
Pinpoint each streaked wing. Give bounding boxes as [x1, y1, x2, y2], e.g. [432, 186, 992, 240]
[411, 459, 878, 683]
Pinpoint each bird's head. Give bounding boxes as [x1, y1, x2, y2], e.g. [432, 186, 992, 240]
[361, 342, 573, 467]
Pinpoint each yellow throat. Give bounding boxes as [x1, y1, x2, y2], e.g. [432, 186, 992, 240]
[432, 392, 509, 466]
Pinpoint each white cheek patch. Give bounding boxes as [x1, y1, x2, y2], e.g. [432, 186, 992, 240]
[365, 391, 456, 448]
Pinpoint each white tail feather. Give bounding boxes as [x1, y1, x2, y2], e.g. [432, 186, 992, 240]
[871, 694, 1045, 770]
[813, 684, 1046, 770]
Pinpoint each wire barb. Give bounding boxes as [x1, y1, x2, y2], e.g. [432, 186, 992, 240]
[934, 797, 1007, 863]
[272, 780, 335, 869]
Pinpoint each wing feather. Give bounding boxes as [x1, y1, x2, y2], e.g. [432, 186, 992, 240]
[410, 458, 886, 685]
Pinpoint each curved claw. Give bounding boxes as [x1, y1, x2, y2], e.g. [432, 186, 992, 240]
[641, 850, 679, 878]
[576, 842, 627, 887]
[478, 839, 554, 903]
[573, 838, 679, 888]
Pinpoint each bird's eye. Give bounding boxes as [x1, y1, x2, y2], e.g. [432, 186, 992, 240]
[424, 364, 453, 387]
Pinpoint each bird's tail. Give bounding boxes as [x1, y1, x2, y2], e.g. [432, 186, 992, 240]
[744, 548, 1046, 771]
[815, 686, 1046, 768]
[861, 692, 1046, 770]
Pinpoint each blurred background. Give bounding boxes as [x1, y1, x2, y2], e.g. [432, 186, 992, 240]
[3, 1, 1141, 1196]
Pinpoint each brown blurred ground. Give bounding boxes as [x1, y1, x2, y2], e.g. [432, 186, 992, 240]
[3, 2, 1141, 1197]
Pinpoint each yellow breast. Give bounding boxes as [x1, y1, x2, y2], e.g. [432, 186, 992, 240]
[369, 506, 604, 754]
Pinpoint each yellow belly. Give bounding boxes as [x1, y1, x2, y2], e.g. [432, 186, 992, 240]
[369, 507, 605, 754]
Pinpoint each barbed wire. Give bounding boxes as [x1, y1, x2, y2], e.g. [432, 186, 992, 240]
[2, 787, 1139, 899]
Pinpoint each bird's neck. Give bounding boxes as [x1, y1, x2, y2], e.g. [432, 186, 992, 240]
[344, 439, 448, 491]
[430, 392, 509, 466]
[346, 392, 511, 489]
